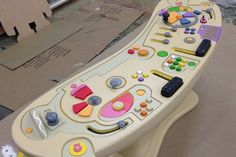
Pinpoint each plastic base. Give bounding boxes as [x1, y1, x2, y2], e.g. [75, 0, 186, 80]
[109, 91, 199, 157]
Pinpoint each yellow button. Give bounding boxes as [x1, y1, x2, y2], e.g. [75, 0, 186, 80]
[182, 59, 188, 63]
[138, 49, 149, 56]
[136, 89, 146, 96]
[179, 62, 185, 67]
[179, 6, 192, 12]
[132, 74, 138, 79]
[112, 101, 125, 111]
[133, 45, 140, 50]
[25, 128, 33, 134]
[17, 151, 25, 157]
[69, 142, 87, 156]
[143, 74, 149, 78]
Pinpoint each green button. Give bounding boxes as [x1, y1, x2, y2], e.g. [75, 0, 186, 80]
[157, 51, 168, 57]
[188, 61, 196, 67]
[173, 61, 179, 65]
[170, 65, 176, 70]
[176, 57, 182, 62]
[176, 67, 182, 72]
[168, 6, 180, 12]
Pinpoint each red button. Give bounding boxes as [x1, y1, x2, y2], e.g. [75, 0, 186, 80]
[73, 102, 88, 114]
[74, 86, 93, 100]
[128, 49, 135, 54]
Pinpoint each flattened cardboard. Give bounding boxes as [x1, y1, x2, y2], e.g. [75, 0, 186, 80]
[0, 21, 84, 70]
[0, 0, 143, 70]
[0, 0, 143, 110]
[102, 0, 160, 14]
[0, 0, 52, 41]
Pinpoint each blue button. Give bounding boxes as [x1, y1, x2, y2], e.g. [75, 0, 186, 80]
[194, 10, 201, 15]
[185, 27, 190, 31]
[110, 78, 123, 88]
[117, 121, 127, 129]
[88, 96, 102, 106]
[180, 18, 191, 25]
[46, 112, 59, 126]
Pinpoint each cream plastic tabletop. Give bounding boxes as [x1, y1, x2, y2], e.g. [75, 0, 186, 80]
[11, 0, 222, 157]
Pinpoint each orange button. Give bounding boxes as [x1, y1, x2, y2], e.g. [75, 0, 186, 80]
[140, 111, 148, 117]
[167, 59, 173, 64]
[140, 102, 147, 108]
[176, 15, 182, 20]
[79, 105, 93, 117]
[138, 49, 149, 56]
[169, 11, 180, 19]
[133, 45, 140, 50]
[168, 17, 178, 24]
[25, 128, 33, 134]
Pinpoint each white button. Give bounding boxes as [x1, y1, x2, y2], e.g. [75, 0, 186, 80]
[136, 70, 143, 75]
[134, 107, 141, 112]
[171, 55, 177, 59]
[147, 106, 153, 112]
[146, 98, 152, 103]
[164, 63, 169, 67]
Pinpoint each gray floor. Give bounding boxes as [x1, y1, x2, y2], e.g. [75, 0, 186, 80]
[0, 105, 13, 120]
[212, 0, 236, 25]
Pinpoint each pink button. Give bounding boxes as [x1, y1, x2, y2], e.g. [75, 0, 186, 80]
[71, 84, 93, 100]
[73, 144, 82, 152]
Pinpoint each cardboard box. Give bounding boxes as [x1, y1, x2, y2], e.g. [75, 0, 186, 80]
[0, 0, 52, 41]
[0, 0, 143, 110]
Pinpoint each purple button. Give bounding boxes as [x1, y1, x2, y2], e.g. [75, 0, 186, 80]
[184, 31, 189, 34]
[138, 77, 144, 82]
[191, 28, 196, 31]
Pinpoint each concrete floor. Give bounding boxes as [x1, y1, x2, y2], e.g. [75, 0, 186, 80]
[0, 105, 12, 120]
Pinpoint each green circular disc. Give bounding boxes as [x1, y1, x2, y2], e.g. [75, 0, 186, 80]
[157, 51, 168, 57]
[170, 65, 176, 70]
[188, 61, 196, 67]
[176, 67, 182, 72]
[176, 57, 182, 62]
[173, 61, 179, 66]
